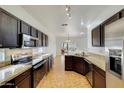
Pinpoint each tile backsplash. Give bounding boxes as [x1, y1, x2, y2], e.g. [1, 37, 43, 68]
[0, 47, 48, 68]
[0, 49, 5, 62]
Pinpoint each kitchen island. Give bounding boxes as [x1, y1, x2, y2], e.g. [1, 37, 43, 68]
[65, 53, 106, 88]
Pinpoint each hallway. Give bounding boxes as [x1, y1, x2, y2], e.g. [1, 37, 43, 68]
[37, 56, 91, 88]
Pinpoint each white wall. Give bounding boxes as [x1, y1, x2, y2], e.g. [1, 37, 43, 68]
[0, 5, 56, 57]
[56, 35, 87, 55]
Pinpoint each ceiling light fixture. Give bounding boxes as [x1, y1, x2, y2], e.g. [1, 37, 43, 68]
[65, 5, 72, 19]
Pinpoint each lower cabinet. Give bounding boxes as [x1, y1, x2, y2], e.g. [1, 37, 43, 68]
[73, 61, 84, 75]
[73, 57, 87, 75]
[65, 55, 88, 75]
[14, 69, 32, 88]
[65, 55, 73, 70]
[65, 55, 106, 88]
[93, 65, 106, 88]
[16, 75, 31, 88]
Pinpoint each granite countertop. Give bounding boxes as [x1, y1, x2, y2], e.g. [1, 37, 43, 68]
[0, 64, 32, 86]
[66, 53, 106, 71]
[83, 54, 106, 71]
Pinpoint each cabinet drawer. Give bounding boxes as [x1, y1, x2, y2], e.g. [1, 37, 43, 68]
[16, 75, 31, 88]
[15, 69, 31, 84]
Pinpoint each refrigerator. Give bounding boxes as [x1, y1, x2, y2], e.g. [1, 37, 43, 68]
[105, 17, 124, 87]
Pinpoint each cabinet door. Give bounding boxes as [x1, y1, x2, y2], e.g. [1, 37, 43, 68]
[21, 21, 30, 35]
[0, 11, 2, 47]
[100, 24, 105, 46]
[0, 11, 19, 48]
[93, 70, 106, 88]
[42, 33, 46, 47]
[120, 9, 124, 18]
[65, 56, 73, 70]
[38, 31, 42, 46]
[73, 57, 85, 75]
[45, 35, 48, 46]
[93, 65, 106, 88]
[41, 32, 43, 46]
[16, 76, 31, 88]
[92, 26, 101, 46]
[104, 13, 120, 26]
[31, 27, 38, 37]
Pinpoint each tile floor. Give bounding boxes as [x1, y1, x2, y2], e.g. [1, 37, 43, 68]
[37, 55, 91, 88]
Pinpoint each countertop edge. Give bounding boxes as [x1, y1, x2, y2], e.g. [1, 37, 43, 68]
[0, 65, 32, 86]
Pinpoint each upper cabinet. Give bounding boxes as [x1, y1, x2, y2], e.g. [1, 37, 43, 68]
[119, 9, 124, 18]
[103, 13, 120, 26]
[20, 21, 31, 35]
[42, 33, 46, 47]
[0, 10, 19, 48]
[0, 8, 49, 48]
[31, 27, 38, 38]
[92, 25, 101, 47]
[38, 31, 43, 47]
[45, 35, 48, 46]
[92, 11, 121, 47]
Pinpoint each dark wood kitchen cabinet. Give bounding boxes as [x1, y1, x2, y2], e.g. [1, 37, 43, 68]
[38, 31, 42, 46]
[31, 27, 38, 37]
[92, 25, 101, 47]
[0, 10, 19, 48]
[45, 35, 48, 46]
[65, 55, 88, 75]
[73, 56, 87, 75]
[104, 13, 120, 26]
[120, 9, 124, 18]
[93, 65, 106, 88]
[20, 21, 31, 35]
[100, 24, 105, 46]
[14, 69, 32, 88]
[65, 55, 73, 70]
[42, 33, 46, 47]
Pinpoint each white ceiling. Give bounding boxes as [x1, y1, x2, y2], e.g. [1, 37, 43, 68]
[21, 5, 123, 37]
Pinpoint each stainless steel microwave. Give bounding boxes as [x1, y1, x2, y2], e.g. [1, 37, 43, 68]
[19, 34, 39, 47]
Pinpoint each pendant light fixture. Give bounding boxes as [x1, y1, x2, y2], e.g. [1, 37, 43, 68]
[65, 5, 71, 19]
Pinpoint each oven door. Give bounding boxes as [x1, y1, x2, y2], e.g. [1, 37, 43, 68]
[109, 56, 122, 78]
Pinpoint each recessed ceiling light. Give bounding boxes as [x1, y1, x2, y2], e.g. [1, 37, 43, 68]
[65, 7, 68, 11]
